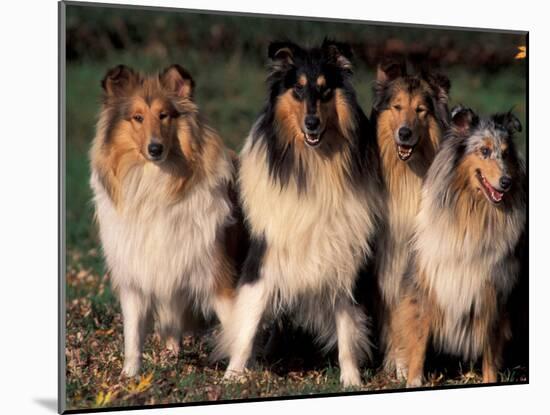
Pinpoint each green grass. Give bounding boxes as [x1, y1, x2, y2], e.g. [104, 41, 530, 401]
[64, 55, 527, 410]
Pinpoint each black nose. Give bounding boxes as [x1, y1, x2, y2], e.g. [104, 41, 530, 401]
[499, 176, 512, 190]
[148, 143, 164, 158]
[398, 127, 412, 142]
[305, 115, 320, 131]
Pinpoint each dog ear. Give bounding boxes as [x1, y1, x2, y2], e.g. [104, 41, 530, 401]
[101, 65, 139, 97]
[372, 60, 406, 112]
[322, 39, 353, 72]
[425, 72, 451, 104]
[451, 105, 479, 135]
[492, 111, 522, 134]
[376, 59, 406, 83]
[268, 41, 299, 67]
[160, 64, 195, 98]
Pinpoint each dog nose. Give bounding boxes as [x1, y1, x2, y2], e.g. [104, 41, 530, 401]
[398, 127, 412, 142]
[148, 143, 164, 158]
[499, 176, 512, 190]
[305, 115, 320, 131]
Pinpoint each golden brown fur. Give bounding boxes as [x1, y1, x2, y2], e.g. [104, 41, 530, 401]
[90, 64, 244, 377]
[371, 63, 450, 373]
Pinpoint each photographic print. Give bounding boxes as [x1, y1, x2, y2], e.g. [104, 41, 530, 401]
[59, 1, 528, 412]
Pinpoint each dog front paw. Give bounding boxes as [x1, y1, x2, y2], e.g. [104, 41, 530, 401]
[395, 360, 408, 381]
[406, 376, 423, 388]
[121, 359, 141, 378]
[340, 368, 362, 387]
[223, 368, 247, 382]
[165, 337, 181, 356]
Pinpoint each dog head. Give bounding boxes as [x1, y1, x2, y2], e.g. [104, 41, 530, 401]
[266, 39, 356, 149]
[373, 61, 450, 161]
[101, 64, 195, 163]
[451, 106, 523, 205]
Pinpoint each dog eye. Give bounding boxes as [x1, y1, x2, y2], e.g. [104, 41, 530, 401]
[393, 104, 402, 111]
[416, 107, 426, 114]
[480, 147, 491, 158]
[159, 112, 168, 120]
[133, 114, 144, 123]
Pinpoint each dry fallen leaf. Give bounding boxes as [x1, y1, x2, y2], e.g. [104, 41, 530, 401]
[95, 390, 117, 407]
[126, 372, 154, 394]
[515, 46, 527, 59]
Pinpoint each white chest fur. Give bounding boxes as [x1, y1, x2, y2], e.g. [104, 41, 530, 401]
[239, 136, 377, 306]
[91, 163, 232, 306]
[415, 202, 518, 321]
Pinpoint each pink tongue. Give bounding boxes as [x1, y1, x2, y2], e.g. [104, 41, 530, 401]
[482, 175, 503, 202]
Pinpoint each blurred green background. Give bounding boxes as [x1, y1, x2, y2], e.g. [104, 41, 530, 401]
[63, 3, 527, 409]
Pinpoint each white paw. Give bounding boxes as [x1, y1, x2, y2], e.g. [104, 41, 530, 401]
[121, 359, 141, 378]
[223, 368, 246, 382]
[340, 369, 362, 387]
[406, 376, 423, 388]
[395, 361, 408, 381]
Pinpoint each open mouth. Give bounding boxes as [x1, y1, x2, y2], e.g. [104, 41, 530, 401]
[304, 132, 322, 147]
[397, 144, 415, 161]
[476, 170, 504, 204]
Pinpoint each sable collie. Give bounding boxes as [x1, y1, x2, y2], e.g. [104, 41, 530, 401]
[216, 40, 384, 386]
[90, 64, 242, 377]
[392, 107, 526, 386]
[371, 61, 450, 373]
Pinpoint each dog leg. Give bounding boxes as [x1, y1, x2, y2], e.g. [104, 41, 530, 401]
[157, 295, 186, 356]
[212, 292, 235, 329]
[404, 299, 430, 388]
[392, 313, 410, 381]
[222, 280, 268, 380]
[120, 287, 150, 377]
[482, 318, 507, 383]
[385, 305, 408, 380]
[482, 349, 498, 383]
[395, 356, 409, 381]
[335, 300, 369, 387]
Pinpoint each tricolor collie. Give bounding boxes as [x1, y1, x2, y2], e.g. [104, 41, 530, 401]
[90, 64, 242, 377]
[392, 107, 526, 386]
[217, 40, 383, 386]
[371, 61, 451, 373]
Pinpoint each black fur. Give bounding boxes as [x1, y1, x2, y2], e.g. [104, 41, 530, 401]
[253, 39, 380, 193]
[239, 233, 267, 285]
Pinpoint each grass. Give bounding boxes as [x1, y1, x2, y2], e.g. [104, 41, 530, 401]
[64, 54, 527, 410]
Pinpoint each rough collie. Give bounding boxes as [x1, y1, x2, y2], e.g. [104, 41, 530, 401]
[371, 61, 451, 374]
[90, 64, 242, 377]
[392, 107, 526, 386]
[216, 40, 384, 386]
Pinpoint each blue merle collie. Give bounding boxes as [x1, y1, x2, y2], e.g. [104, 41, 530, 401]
[215, 40, 384, 386]
[391, 107, 526, 386]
